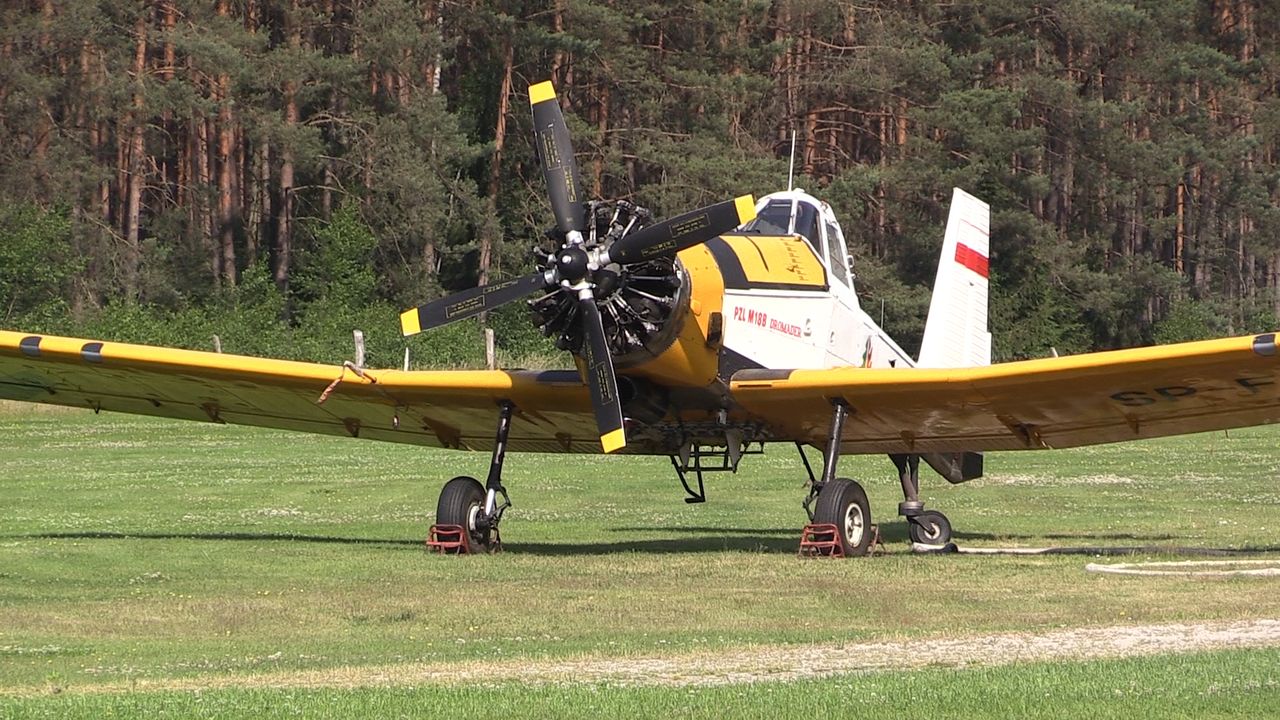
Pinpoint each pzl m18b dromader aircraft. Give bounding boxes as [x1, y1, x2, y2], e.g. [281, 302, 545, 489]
[3, 81, 1279, 556]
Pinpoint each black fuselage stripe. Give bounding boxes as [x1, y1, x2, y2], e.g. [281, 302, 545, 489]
[705, 237, 748, 288]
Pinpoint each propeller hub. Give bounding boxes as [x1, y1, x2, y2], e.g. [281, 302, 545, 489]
[556, 246, 591, 283]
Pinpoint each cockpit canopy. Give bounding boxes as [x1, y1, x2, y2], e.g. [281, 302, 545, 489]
[740, 190, 853, 288]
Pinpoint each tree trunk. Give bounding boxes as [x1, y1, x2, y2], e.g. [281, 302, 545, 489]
[275, 0, 301, 292]
[215, 0, 238, 287]
[217, 82, 237, 286]
[593, 81, 609, 197]
[123, 10, 149, 299]
[481, 37, 514, 288]
[160, 0, 177, 199]
[257, 141, 271, 266]
[34, 0, 54, 169]
[423, 0, 443, 95]
[195, 113, 216, 284]
[1175, 177, 1186, 276]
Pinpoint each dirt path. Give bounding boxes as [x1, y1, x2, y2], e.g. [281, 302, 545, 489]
[15, 618, 1280, 695]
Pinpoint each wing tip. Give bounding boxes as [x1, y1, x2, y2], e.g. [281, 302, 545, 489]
[529, 81, 556, 106]
[400, 308, 422, 337]
[600, 428, 626, 454]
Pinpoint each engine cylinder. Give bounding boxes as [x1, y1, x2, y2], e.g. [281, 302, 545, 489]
[528, 201, 690, 364]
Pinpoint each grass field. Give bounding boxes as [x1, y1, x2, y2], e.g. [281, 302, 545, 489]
[1, 404, 1279, 715]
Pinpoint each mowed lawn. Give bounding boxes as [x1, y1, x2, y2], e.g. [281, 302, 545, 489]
[1, 404, 1279, 715]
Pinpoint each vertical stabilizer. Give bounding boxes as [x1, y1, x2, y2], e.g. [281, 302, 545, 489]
[917, 188, 991, 368]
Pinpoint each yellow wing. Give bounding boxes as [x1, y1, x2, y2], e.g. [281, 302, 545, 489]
[731, 333, 1280, 453]
[0, 330, 601, 453]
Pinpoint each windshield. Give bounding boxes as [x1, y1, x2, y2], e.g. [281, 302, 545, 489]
[742, 199, 821, 249]
[743, 200, 791, 235]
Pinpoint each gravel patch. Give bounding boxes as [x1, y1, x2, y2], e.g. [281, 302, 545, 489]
[12, 618, 1280, 696]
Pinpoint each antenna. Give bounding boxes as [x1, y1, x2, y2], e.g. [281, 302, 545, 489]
[787, 130, 797, 191]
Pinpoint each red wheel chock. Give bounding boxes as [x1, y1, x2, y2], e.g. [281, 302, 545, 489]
[426, 524, 470, 554]
[798, 523, 844, 557]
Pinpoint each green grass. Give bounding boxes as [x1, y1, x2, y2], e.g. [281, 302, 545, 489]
[1, 405, 1279, 714]
[2, 648, 1278, 719]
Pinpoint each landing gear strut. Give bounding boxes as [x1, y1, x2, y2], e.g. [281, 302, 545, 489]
[435, 401, 514, 551]
[801, 400, 874, 556]
[891, 453, 953, 546]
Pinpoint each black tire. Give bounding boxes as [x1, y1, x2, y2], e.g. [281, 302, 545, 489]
[812, 478, 872, 556]
[436, 476, 489, 549]
[908, 509, 952, 545]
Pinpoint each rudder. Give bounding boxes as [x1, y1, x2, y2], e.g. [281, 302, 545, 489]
[917, 188, 991, 369]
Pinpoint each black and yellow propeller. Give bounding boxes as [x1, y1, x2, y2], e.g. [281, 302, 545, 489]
[400, 80, 756, 453]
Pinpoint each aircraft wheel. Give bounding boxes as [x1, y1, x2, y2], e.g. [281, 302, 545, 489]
[908, 509, 952, 545]
[813, 478, 872, 556]
[437, 476, 490, 549]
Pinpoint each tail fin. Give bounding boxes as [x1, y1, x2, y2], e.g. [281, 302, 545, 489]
[917, 188, 991, 368]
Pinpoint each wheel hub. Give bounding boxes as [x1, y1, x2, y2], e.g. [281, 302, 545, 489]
[844, 504, 865, 546]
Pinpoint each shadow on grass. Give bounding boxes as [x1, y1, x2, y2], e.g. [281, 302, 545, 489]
[609, 526, 800, 536]
[25, 527, 1277, 557]
[22, 531, 422, 547]
[19, 530, 797, 554]
[512, 535, 798, 555]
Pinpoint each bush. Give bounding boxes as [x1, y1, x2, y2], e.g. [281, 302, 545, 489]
[1152, 299, 1229, 345]
[0, 204, 80, 324]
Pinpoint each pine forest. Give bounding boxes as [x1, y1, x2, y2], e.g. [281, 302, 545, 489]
[2, 0, 1279, 367]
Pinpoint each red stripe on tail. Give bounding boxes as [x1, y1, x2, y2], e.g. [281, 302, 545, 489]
[955, 243, 989, 278]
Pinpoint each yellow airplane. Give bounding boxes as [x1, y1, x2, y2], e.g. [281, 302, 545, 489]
[2, 81, 1278, 556]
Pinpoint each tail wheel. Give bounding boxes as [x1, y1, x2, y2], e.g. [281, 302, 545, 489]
[813, 478, 872, 556]
[908, 509, 953, 545]
[437, 476, 490, 549]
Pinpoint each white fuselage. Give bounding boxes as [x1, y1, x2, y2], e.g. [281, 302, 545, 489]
[720, 190, 916, 372]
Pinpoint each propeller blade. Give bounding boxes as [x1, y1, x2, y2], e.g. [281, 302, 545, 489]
[529, 81, 586, 237]
[577, 293, 626, 453]
[605, 195, 757, 265]
[400, 272, 547, 336]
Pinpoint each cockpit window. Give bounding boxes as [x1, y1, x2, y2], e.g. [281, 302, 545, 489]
[825, 220, 849, 285]
[743, 200, 792, 235]
[742, 199, 822, 250]
[792, 202, 819, 248]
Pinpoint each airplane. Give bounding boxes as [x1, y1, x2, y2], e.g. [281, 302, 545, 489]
[2, 80, 1279, 557]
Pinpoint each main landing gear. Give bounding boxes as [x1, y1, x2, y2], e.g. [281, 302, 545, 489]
[434, 402, 514, 551]
[800, 401, 953, 556]
[801, 400, 874, 556]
